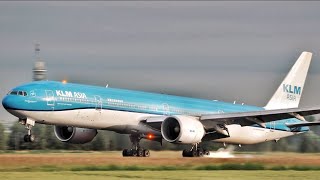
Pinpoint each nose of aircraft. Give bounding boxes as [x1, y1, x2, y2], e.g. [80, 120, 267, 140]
[2, 95, 13, 110]
[2, 94, 27, 119]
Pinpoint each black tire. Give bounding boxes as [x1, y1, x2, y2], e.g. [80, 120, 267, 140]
[122, 149, 128, 157]
[198, 150, 204, 157]
[24, 135, 29, 142]
[127, 149, 133, 156]
[204, 150, 210, 156]
[138, 149, 144, 157]
[182, 150, 189, 157]
[132, 150, 138, 157]
[143, 149, 150, 157]
[192, 150, 198, 157]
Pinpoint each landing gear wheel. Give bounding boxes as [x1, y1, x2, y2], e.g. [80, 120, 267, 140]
[198, 150, 204, 157]
[204, 150, 210, 156]
[138, 149, 144, 157]
[122, 134, 151, 157]
[143, 149, 150, 157]
[192, 150, 198, 157]
[132, 150, 138, 157]
[182, 150, 188, 157]
[24, 135, 29, 142]
[122, 149, 128, 157]
[182, 143, 207, 157]
[29, 134, 35, 142]
[24, 134, 35, 142]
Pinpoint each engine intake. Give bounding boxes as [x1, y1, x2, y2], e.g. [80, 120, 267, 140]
[161, 115, 205, 144]
[54, 126, 97, 144]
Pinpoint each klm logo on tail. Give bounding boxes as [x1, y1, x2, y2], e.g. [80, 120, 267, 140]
[283, 84, 301, 101]
[283, 84, 301, 95]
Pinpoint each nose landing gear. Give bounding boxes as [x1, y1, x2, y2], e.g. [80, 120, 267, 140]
[19, 118, 36, 142]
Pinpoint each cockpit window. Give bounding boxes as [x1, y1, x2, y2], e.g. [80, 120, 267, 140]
[9, 91, 27, 96]
[10, 91, 18, 95]
[18, 91, 23, 96]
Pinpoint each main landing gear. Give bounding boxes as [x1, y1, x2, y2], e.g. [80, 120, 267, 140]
[122, 134, 150, 157]
[19, 119, 36, 142]
[182, 143, 210, 157]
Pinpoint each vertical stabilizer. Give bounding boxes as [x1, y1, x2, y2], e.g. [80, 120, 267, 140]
[264, 52, 312, 110]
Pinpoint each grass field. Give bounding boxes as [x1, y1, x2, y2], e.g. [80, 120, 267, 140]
[1, 151, 320, 179]
[2, 171, 320, 180]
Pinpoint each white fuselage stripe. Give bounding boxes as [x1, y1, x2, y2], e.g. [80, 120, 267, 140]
[12, 109, 299, 144]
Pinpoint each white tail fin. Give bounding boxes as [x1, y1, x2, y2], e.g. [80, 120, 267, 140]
[264, 52, 313, 110]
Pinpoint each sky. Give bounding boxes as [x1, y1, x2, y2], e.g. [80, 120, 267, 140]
[1, 1, 320, 127]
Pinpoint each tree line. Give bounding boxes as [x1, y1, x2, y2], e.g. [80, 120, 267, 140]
[0, 116, 320, 152]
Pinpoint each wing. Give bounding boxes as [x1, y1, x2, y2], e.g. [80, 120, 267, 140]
[141, 106, 320, 135]
[200, 106, 320, 131]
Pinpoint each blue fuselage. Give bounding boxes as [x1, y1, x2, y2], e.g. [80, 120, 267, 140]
[2, 81, 307, 132]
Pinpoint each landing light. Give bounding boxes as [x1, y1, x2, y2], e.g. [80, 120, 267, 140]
[147, 134, 154, 140]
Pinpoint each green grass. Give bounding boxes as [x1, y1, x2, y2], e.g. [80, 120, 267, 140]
[2, 163, 320, 172]
[1, 171, 320, 180]
[1, 151, 320, 180]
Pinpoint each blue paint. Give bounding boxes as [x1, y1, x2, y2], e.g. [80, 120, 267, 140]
[283, 84, 301, 95]
[2, 81, 309, 132]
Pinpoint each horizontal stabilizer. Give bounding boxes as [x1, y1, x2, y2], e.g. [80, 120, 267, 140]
[286, 121, 320, 128]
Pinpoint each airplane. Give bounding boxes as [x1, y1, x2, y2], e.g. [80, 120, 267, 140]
[2, 51, 320, 157]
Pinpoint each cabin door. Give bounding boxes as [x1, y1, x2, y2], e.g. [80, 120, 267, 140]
[45, 90, 55, 110]
[163, 103, 169, 115]
[94, 95, 102, 111]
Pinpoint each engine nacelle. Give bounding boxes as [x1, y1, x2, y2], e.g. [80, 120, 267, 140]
[161, 115, 205, 144]
[54, 126, 97, 144]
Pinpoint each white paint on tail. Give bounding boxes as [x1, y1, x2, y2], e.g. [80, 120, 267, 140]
[264, 52, 312, 110]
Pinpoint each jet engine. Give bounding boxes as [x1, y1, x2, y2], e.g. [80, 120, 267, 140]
[161, 115, 205, 144]
[54, 126, 97, 144]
